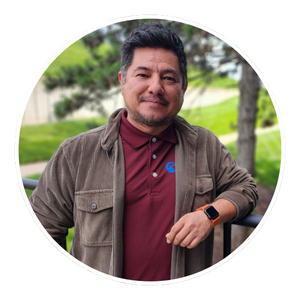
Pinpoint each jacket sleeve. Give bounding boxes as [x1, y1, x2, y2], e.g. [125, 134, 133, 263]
[29, 142, 75, 241]
[213, 138, 259, 223]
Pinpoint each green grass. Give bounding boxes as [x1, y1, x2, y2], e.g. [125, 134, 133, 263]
[178, 89, 278, 137]
[226, 130, 281, 188]
[179, 96, 239, 136]
[19, 117, 108, 164]
[253, 129, 281, 188]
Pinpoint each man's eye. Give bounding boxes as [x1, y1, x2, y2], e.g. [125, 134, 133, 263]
[136, 74, 148, 78]
[164, 76, 176, 82]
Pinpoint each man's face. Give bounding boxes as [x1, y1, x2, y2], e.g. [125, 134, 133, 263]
[118, 47, 188, 134]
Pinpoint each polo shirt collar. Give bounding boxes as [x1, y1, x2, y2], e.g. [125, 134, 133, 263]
[120, 110, 178, 148]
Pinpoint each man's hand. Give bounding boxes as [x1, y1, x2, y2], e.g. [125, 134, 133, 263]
[166, 199, 237, 249]
[165, 210, 213, 249]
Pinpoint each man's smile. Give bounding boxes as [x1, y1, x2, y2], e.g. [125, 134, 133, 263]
[139, 95, 170, 107]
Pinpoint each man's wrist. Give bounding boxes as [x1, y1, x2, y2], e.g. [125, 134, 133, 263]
[196, 204, 220, 227]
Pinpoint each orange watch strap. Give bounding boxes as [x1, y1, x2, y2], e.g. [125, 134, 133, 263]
[196, 204, 210, 211]
[196, 204, 220, 227]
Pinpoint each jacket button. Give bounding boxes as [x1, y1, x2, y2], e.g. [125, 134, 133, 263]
[198, 186, 204, 193]
[91, 203, 97, 210]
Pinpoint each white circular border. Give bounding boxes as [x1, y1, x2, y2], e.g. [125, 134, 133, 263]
[15, 15, 285, 286]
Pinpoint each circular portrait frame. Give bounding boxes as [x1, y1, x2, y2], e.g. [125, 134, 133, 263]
[15, 15, 285, 286]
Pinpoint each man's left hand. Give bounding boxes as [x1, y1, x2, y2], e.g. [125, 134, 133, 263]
[165, 210, 213, 249]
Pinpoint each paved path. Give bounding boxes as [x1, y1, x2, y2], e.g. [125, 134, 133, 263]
[20, 161, 49, 177]
[218, 123, 280, 144]
[182, 87, 238, 109]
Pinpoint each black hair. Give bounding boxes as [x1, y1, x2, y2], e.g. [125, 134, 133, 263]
[120, 22, 187, 89]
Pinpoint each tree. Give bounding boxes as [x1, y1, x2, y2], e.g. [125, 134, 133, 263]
[238, 59, 260, 176]
[44, 19, 261, 176]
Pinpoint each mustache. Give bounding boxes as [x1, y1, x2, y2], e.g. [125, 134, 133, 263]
[139, 95, 170, 106]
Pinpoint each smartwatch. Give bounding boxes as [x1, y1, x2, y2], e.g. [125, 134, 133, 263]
[196, 204, 220, 227]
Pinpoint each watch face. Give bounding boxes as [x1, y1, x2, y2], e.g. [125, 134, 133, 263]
[205, 206, 219, 219]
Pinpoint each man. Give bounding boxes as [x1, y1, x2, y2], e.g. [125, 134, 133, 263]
[29, 22, 258, 281]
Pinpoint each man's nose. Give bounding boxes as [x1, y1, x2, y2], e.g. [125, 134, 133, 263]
[147, 76, 164, 95]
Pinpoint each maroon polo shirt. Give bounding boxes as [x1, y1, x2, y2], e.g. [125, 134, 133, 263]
[120, 110, 177, 281]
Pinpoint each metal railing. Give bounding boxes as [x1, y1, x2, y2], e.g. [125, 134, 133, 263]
[23, 178, 39, 190]
[23, 178, 262, 258]
[225, 214, 262, 258]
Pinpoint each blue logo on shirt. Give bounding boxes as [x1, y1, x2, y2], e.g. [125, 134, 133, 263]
[166, 162, 176, 173]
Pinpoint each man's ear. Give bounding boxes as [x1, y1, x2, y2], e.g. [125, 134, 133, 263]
[118, 71, 124, 94]
[183, 80, 188, 93]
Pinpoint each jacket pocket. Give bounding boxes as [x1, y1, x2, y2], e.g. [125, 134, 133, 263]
[75, 189, 113, 247]
[193, 175, 214, 210]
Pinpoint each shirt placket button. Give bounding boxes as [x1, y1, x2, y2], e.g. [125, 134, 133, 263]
[151, 137, 158, 177]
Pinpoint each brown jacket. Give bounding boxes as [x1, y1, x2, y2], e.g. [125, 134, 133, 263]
[29, 108, 258, 280]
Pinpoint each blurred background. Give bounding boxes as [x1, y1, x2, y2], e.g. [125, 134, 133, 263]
[19, 19, 281, 265]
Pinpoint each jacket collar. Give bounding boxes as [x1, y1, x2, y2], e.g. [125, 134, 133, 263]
[100, 108, 198, 151]
[173, 115, 198, 140]
[100, 109, 124, 151]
